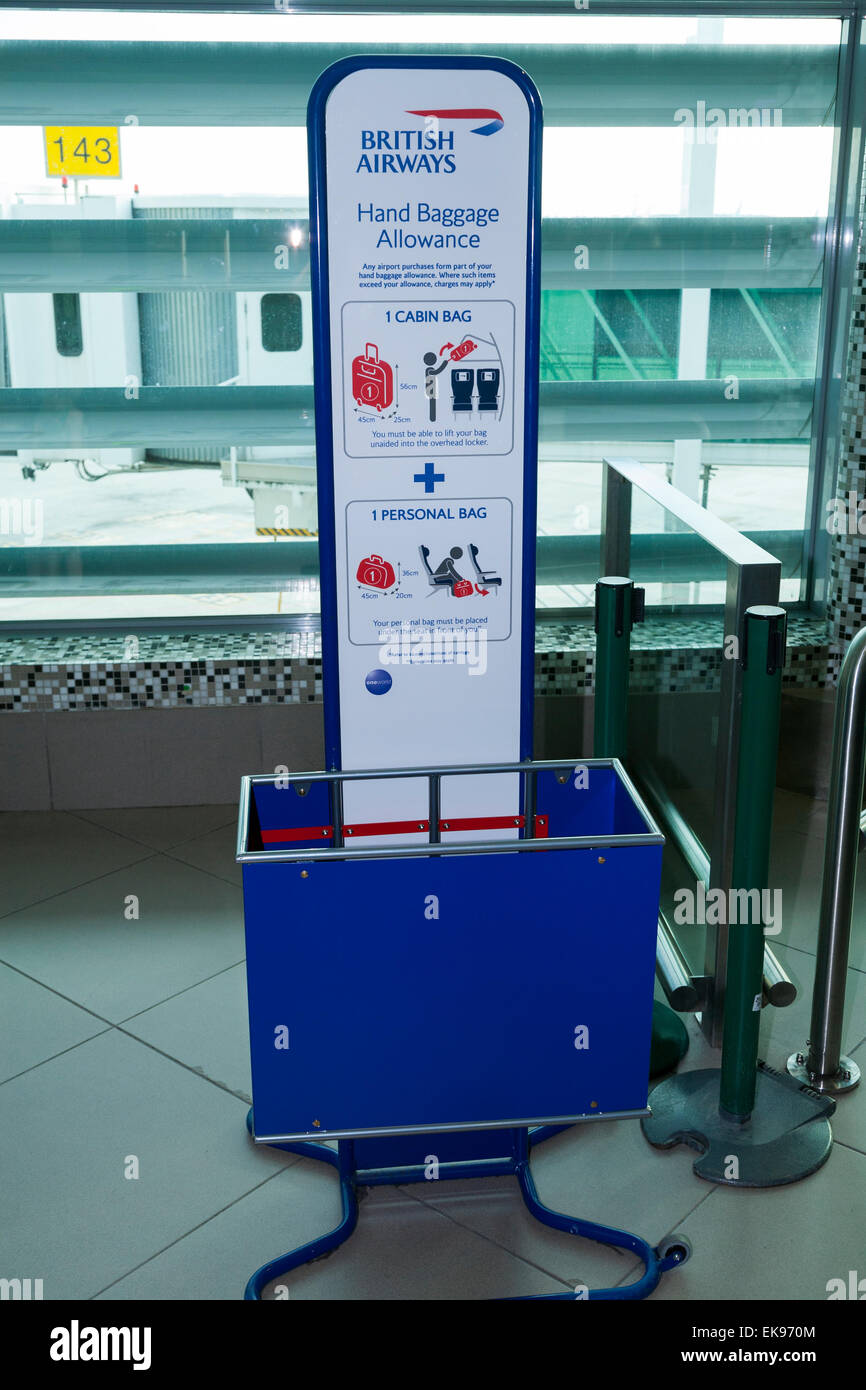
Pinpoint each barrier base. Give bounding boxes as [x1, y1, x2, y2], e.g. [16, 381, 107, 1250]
[786, 1050, 861, 1096]
[243, 1111, 688, 1300]
[642, 1061, 835, 1187]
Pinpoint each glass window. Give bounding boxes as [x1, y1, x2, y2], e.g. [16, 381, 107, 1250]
[0, 8, 846, 623]
[52, 293, 83, 357]
[260, 293, 302, 354]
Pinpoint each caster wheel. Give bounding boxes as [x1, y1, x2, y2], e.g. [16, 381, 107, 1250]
[658, 1234, 692, 1267]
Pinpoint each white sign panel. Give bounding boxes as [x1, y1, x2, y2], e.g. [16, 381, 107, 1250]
[309, 58, 541, 834]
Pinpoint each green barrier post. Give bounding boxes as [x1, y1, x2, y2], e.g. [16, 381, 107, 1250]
[719, 606, 786, 1121]
[594, 576, 643, 757]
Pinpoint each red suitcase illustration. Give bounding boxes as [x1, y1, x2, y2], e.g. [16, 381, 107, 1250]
[449, 339, 477, 362]
[352, 343, 394, 412]
[453, 579, 473, 598]
[356, 554, 396, 590]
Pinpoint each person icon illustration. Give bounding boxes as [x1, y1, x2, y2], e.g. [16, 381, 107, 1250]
[423, 351, 450, 422]
[433, 546, 465, 588]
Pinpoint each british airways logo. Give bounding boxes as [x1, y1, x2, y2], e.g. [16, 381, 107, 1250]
[406, 107, 504, 137]
[356, 107, 504, 173]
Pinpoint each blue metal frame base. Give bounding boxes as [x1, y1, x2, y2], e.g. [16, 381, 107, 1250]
[243, 1111, 684, 1300]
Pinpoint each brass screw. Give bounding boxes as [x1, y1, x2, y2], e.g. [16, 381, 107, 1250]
[590, 1101, 598, 1109]
[597, 856, 606, 864]
[312, 1119, 321, 1128]
[300, 870, 309, 878]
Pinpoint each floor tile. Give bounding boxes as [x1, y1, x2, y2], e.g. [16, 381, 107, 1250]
[260, 1176, 569, 1300]
[100, 1165, 572, 1302]
[404, 1167, 643, 1290]
[771, 788, 828, 840]
[824, 1037, 866, 1156]
[123, 964, 251, 1102]
[0, 1030, 296, 1300]
[649, 1142, 866, 1301]
[0, 811, 151, 918]
[97, 1160, 342, 1301]
[74, 805, 236, 853]
[0, 855, 243, 1020]
[167, 821, 241, 887]
[0, 962, 107, 1083]
[413, 1115, 710, 1290]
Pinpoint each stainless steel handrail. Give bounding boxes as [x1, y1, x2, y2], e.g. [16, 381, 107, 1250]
[787, 626, 866, 1095]
[236, 757, 664, 864]
[655, 910, 704, 1013]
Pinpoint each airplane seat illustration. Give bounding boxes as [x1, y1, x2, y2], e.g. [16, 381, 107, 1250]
[451, 368, 475, 412]
[477, 367, 500, 411]
[468, 543, 502, 588]
[420, 544, 457, 597]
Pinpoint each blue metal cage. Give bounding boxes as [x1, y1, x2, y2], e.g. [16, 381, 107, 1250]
[238, 758, 663, 1143]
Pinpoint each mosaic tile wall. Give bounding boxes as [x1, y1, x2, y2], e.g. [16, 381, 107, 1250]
[0, 614, 832, 712]
[827, 161, 866, 669]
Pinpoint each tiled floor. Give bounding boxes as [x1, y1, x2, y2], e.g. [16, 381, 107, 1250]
[0, 792, 864, 1301]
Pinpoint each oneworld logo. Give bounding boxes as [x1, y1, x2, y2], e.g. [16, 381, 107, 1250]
[365, 668, 393, 695]
[49, 1321, 152, 1372]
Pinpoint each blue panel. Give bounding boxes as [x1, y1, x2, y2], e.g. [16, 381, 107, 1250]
[613, 775, 652, 837]
[534, 765, 653, 839]
[251, 781, 333, 852]
[243, 839, 661, 1140]
[535, 764, 616, 836]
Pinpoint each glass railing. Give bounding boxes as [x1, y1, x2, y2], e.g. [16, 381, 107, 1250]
[601, 454, 789, 1045]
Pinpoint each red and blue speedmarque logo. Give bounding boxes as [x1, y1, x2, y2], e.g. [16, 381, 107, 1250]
[407, 108, 505, 136]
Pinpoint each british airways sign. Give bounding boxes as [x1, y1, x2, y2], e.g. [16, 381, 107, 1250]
[356, 108, 504, 173]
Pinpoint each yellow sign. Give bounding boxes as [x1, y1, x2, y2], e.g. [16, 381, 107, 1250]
[44, 126, 121, 179]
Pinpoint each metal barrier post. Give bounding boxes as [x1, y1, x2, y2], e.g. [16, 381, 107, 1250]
[594, 576, 643, 757]
[719, 607, 786, 1120]
[788, 626, 866, 1095]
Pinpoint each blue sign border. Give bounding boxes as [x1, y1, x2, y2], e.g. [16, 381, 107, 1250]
[307, 55, 542, 770]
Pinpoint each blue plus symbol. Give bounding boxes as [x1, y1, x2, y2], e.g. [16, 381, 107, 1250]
[414, 462, 445, 494]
